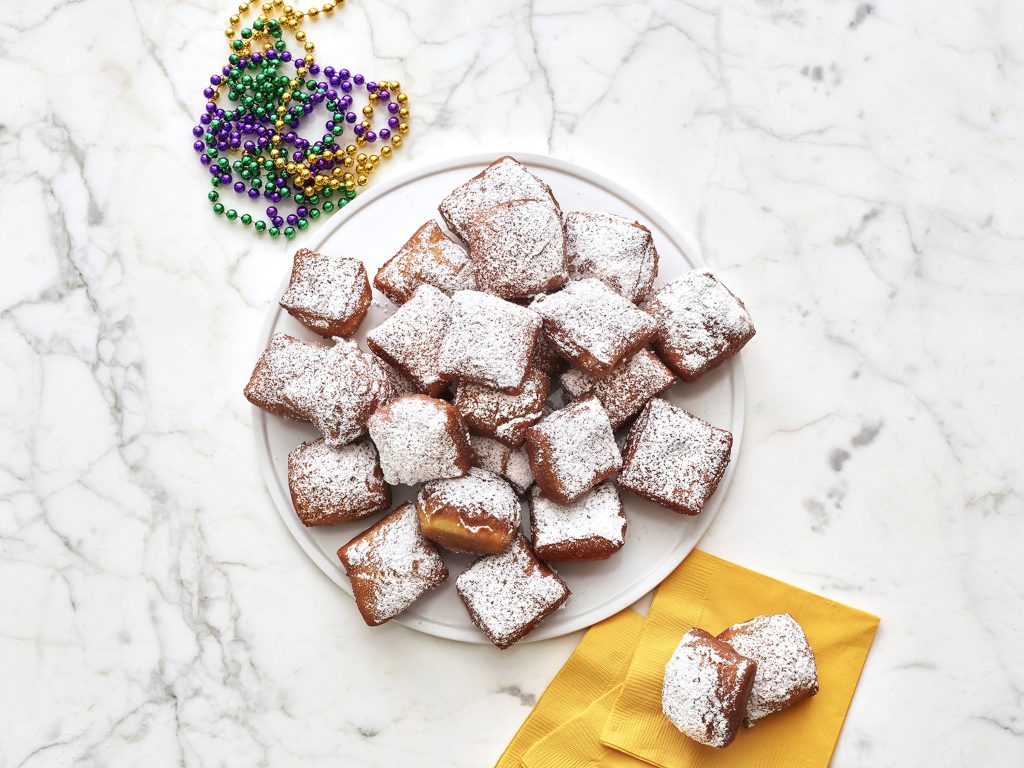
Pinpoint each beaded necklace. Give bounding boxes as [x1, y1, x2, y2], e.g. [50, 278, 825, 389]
[192, 0, 410, 238]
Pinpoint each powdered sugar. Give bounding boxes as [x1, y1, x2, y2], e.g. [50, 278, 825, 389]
[367, 394, 470, 486]
[530, 482, 626, 550]
[339, 503, 448, 625]
[642, 270, 755, 380]
[279, 248, 370, 336]
[281, 337, 394, 447]
[439, 155, 561, 241]
[374, 220, 477, 305]
[455, 535, 570, 648]
[287, 437, 389, 525]
[619, 398, 732, 514]
[438, 290, 541, 392]
[662, 628, 756, 748]
[525, 396, 622, 504]
[470, 436, 535, 494]
[564, 211, 658, 303]
[367, 284, 452, 395]
[454, 369, 549, 448]
[244, 333, 329, 420]
[464, 199, 567, 299]
[718, 614, 819, 725]
[530, 279, 657, 375]
[418, 468, 521, 539]
[560, 348, 675, 430]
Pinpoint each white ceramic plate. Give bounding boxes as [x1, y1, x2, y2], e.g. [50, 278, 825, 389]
[252, 153, 745, 643]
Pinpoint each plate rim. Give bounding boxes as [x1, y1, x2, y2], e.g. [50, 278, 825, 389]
[251, 151, 746, 643]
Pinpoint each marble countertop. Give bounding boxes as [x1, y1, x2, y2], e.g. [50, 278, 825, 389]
[2, 0, 1022, 765]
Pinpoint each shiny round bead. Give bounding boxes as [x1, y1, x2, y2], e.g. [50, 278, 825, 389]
[398, 122, 409, 134]
[323, 201, 335, 212]
[297, 219, 309, 230]
[213, 203, 225, 214]
[226, 209, 238, 220]
[391, 135, 403, 147]
[208, 190, 220, 201]
[309, 207, 321, 219]
[269, 226, 280, 238]
[284, 226, 296, 238]
[241, 214, 253, 225]
[380, 145, 392, 158]
[397, 92, 408, 104]
[255, 220, 267, 232]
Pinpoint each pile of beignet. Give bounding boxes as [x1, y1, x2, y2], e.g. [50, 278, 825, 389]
[245, 156, 755, 648]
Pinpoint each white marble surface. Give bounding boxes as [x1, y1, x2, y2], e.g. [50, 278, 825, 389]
[1, 0, 1022, 765]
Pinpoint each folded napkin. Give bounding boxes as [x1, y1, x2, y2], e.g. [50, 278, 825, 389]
[497, 549, 880, 768]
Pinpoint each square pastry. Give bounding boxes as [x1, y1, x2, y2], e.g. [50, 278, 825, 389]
[560, 348, 675, 430]
[373, 220, 477, 305]
[717, 614, 819, 726]
[464, 199, 568, 299]
[439, 155, 561, 241]
[366, 284, 453, 396]
[642, 270, 755, 381]
[281, 338, 395, 447]
[367, 394, 472, 486]
[244, 333, 329, 420]
[288, 437, 390, 526]
[470, 435, 535, 494]
[456, 534, 570, 649]
[279, 248, 372, 337]
[619, 398, 732, 515]
[337, 503, 448, 626]
[530, 279, 657, 377]
[416, 468, 521, 555]
[662, 627, 758, 748]
[564, 211, 658, 303]
[524, 397, 622, 505]
[454, 368, 549, 448]
[438, 290, 542, 393]
[530, 482, 626, 561]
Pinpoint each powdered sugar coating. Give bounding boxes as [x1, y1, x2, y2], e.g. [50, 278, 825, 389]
[374, 220, 477, 305]
[525, 397, 622, 505]
[470, 436, 535, 494]
[338, 503, 448, 626]
[642, 270, 755, 381]
[464, 199, 568, 299]
[244, 333, 329, 420]
[560, 348, 675, 430]
[287, 437, 390, 525]
[366, 284, 452, 395]
[416, 468, 521, 554]
[454, 368, 549, 448]
[281, 338, 395, 447]
[530, 279, 657, 376]
[455, 534, 570, 649]
[279, 248, 371, 336]
[530, 482, 626, 561]
[718, 614, 819, 725]
[663, 628, 757, 748]
[367, 394, 471, 486]
[372, 354, 417, 400]
[619, 398, 732, 515]
[438, 290, 542, 392]
[564, 211, 658, 303]
[439, 155, 561, 241]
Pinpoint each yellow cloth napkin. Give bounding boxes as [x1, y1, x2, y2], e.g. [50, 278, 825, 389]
[497, 549, 879, 768]
[495, 608, 644, 768]
[601, 550, 880, 768]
